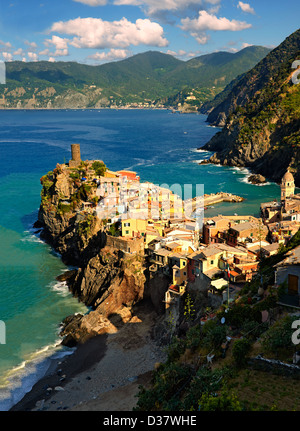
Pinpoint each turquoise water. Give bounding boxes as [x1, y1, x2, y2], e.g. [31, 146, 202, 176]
[0, 109, 283, 409]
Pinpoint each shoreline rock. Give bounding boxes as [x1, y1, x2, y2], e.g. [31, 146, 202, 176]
[248, 174, 267, 185]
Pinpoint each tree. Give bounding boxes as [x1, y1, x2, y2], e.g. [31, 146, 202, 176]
[232, 338, 251, 367]
[92, 161, 106, 176]
[261, 315, 297, 356]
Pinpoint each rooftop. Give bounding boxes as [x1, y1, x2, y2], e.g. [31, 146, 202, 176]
[275, 245, 300, 267]
[200, 245, 223, 258]
[282, 170, 294, 183]
[155, 248, 172, 257]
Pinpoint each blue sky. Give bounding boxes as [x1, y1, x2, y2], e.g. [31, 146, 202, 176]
[0, 0, 299, 64]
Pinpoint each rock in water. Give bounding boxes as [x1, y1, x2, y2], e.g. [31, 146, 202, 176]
[248, 174, 266, 185]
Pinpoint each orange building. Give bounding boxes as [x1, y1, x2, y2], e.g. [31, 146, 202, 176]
[117, 170, 140, 181]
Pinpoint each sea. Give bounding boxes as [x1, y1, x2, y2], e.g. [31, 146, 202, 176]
[0, 108, 284, 410]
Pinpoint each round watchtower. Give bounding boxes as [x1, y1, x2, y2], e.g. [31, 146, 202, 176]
[71, 144, 81, 162]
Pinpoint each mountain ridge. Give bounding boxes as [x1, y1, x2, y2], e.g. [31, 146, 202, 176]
[1, 47, 270, 109]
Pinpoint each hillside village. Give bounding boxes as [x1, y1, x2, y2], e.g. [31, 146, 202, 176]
[37, 143, 300, 411]
[51, 144, 300, 320]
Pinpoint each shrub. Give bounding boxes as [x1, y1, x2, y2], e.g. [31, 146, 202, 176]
[184, 293, 195, 322]
[232, 338, 252, 367]
[134, 362, 191, 411]
[185, 324, 202, 352]
[92, 161, 106, 177]
[219, 304, 261, 328]
[261, 314, 298, 356]
[198, 390, 243, 411]
[166, 336, 187, 363]
[202, 320, 227, 351]
[108, 222, 120, 237]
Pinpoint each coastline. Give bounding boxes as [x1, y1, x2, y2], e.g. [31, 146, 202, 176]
[10, 299, 166, 411]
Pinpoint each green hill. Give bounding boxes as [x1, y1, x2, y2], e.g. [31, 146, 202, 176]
[201, 28, 300, 186]
[1, 47, 270, 109]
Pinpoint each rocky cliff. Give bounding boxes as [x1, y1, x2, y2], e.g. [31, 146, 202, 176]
[37, 161, 158, 346]
[201, 28, 300, 185]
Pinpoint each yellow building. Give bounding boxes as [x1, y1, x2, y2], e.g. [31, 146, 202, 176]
[199, 246, 223, 273]
[122, 218, 148, 238]
[169, 252, 188, 285]
[104, 169, 120, 178]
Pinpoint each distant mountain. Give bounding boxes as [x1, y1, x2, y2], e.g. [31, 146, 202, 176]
[201, 28, 300, 185]
[0, 47, 270, 109]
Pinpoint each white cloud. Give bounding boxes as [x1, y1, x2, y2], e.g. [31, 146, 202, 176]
[13, 48, 25, 56]
[237, 1, 255, 14]
[0, 40, 12, 51]
[50, 17, 168, 49]
[2, 52, 13, 61]
[180, 10, 251, 45]
[28, 52, 39, 61]
[39, 48, 50, 56]
[191, 32, 210, 44]
[73, 0, 107, 5]
[44, 36, 69, 57]
[166, 48, 202, 58]
[48, 57, 56, 62]
[88, 48, 130, 62]
[241, 42, 253, 48]
[25, 40, 38, 50]
[113, 0, 222, 19]
[180, 10, 252, 32]
[166, 48, 186, 56]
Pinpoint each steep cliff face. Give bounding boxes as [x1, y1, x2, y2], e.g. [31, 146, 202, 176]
[68, 246, 146, 312]
[201, 28, 300, 185]
[37, 165, 104, 266]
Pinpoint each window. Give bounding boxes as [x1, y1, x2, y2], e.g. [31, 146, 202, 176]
[125, 230, 129, 235]
[183, 272, 186, 276]
[183, 261, 186, 266]
[211, 260, 214, 265]
[124, 222, 130, 227]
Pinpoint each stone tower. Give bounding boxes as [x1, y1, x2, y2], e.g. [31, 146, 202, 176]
[281, 169, 295, 201]
[69, 144, 81, 167]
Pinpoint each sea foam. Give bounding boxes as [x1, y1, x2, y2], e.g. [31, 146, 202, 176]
[0, 343, 75, 411]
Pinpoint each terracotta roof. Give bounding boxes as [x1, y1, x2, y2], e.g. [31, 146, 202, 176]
[169, 285, 179, 293]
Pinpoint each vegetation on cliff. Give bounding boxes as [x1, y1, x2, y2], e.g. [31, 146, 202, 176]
[202, 28, 300, 185]
[135, 230, 300, 411]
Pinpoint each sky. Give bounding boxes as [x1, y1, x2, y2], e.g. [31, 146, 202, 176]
[0, 0, 299, 64]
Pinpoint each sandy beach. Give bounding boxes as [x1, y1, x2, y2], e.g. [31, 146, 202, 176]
[11, 300, 167, 412]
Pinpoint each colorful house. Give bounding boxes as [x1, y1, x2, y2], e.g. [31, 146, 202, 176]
[117, 170, 140, 181]
[121, 218, 148, 238]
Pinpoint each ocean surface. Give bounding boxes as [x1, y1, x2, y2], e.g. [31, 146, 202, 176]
[0, 108, 284, 410]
